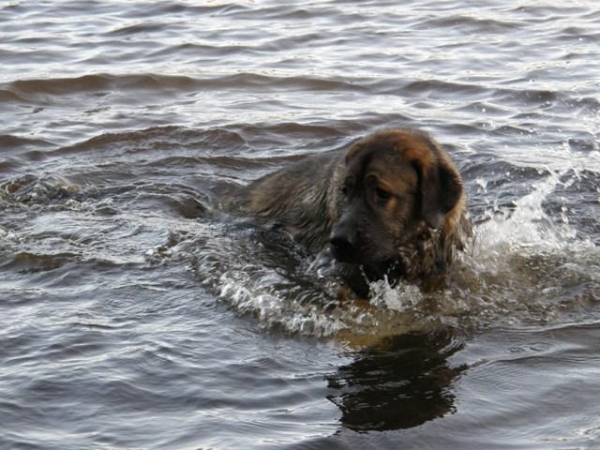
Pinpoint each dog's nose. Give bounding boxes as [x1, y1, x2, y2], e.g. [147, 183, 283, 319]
[329, 225, 357, 262]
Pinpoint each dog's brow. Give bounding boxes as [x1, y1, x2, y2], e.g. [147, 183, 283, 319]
[343, 175, 356, 187]
[364, 173, 379, 185]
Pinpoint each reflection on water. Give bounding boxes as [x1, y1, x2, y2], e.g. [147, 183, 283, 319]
[328, 329, 465, 432]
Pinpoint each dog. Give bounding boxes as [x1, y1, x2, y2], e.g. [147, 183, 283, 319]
[228, 129, 471, 297]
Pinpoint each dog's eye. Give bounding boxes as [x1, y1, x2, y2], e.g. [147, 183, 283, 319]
[341, 181, 353, 197]
[375, 187, 392, 202]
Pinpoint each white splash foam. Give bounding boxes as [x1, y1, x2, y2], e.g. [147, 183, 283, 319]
[369, 277, 423, 312]
[215, 266, 348, 337]
[473, 169, 596, 270]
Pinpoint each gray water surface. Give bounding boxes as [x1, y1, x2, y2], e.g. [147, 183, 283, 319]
[1, 1, 599, 449]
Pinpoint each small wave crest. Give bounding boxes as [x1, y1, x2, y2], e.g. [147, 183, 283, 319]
[1, 174, 82, 205]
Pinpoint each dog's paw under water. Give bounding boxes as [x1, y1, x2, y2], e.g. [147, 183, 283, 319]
[178, 169, 599, 343]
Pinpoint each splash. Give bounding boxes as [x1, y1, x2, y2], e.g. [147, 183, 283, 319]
[433, 168, 598, 329]
[468, 169, 596, 275]
[475, 170, 585, 257]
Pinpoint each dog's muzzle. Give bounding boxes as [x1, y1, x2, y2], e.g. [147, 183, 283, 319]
[329, 221, 359, 263]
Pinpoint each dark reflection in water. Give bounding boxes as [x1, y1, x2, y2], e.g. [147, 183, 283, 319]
[327, 329, 465, 432]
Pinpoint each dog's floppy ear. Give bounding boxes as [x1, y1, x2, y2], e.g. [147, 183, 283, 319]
[410, 139, 463, 229]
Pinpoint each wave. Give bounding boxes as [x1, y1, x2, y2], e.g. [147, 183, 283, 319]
[4, 74, 201, 98]
[1, 72, 374, 101]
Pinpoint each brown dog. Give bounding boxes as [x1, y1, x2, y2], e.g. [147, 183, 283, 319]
[231, 129, 471, 296]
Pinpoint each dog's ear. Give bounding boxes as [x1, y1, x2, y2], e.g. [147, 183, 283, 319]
[410, 141, 463, 229]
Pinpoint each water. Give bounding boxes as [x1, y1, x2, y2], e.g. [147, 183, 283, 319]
[1, 1, 599, 449]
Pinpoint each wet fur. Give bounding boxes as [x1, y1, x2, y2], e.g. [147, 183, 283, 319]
[229, 129, 471, 296]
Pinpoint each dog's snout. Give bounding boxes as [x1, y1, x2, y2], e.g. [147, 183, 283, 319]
[330, 221, 358, 262]
[330, 233, 353, 251]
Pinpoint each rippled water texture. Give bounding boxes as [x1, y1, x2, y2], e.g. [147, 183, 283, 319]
[1, 1, 600, 449]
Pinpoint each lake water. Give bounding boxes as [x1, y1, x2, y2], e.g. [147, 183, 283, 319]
[1, 1, 599, 449]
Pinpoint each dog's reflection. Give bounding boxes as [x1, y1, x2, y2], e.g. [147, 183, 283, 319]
[327, 329, 466, 432]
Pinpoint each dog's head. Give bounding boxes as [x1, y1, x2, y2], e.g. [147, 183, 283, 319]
[329, 129, 464, 278]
